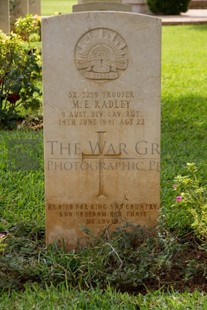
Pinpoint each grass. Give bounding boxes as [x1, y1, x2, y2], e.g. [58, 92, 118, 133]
[1, 286, 207, 309]
[41, 0, 77, 15]
[0, 130, 44, 230]
[161, 25, 207, 229]
[0, 25, 207, 307]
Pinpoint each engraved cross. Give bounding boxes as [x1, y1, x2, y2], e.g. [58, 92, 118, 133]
[82, 131, 121, 197]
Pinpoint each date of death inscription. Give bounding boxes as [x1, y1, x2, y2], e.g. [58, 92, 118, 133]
[47, 202, 159, 224]
[58, 90, 145, 126]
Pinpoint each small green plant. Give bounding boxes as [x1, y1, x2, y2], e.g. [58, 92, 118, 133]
[147, 0, 190, 15]
[0, 233, 7, 253]
[15, 14, 41, 42]
[0, 31, 42, 129]
[172, 163, 207, 242]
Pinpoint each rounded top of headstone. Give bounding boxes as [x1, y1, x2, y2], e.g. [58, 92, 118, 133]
[73, 0, 132, 12]
[79, 0, 122, 3]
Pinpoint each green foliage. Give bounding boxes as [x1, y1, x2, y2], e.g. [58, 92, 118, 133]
[147, 0, 190, 15]
[171, 163, 207, 243]
[15, 14, 41, 42]
[0, 234, 7, 253]
[0, 31, 42, 129]
[0, 130, 44, 229]
[1, 223, 207, 294]
[161, 25, 207, 216]
[0, 285, 140, 310]
[2, 285, 207, 310]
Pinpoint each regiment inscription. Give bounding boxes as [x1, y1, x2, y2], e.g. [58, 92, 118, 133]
[42, 11, 161, 250]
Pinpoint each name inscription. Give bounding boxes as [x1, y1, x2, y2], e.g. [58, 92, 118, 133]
[57, 89, 146, 126]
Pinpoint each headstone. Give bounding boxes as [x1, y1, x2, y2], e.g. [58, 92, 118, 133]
[10, 0, 29, 30]
[42, 8, 161, 250]
[73, 0, 132, 12]
[0, 0, 10, 33]
[123, 0, 150, 14]
[29, 0, 41, 15]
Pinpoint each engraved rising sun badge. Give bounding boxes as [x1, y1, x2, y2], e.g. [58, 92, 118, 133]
[74, 28, 129, 81]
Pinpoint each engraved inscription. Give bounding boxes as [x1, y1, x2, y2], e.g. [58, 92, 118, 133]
[58, 90, 146, 126]
[47, 202, 159, 224]
[47, 202, 159, 228]
[75, 28, 129, 81]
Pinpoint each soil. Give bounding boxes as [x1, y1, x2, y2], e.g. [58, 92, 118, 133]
[17, 117, 43, 130]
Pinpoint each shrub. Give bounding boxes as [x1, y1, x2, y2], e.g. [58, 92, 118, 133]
[171, 163, 207, 243]
[15, 14, 41, 42]
[0, 234, 7, 253]
[0, 31, 42, 129]
[147, 0, 191, 15]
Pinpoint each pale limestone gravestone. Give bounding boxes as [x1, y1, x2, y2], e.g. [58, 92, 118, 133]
[123, 0, 150, 14]
[42, 5, 161, 250]
[10, 0, 29, 30]
[0, 0, 10, 33]
[73, 0, 132, 12]
[1, 0, 40, 34]
[28, 0, 41, 15]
